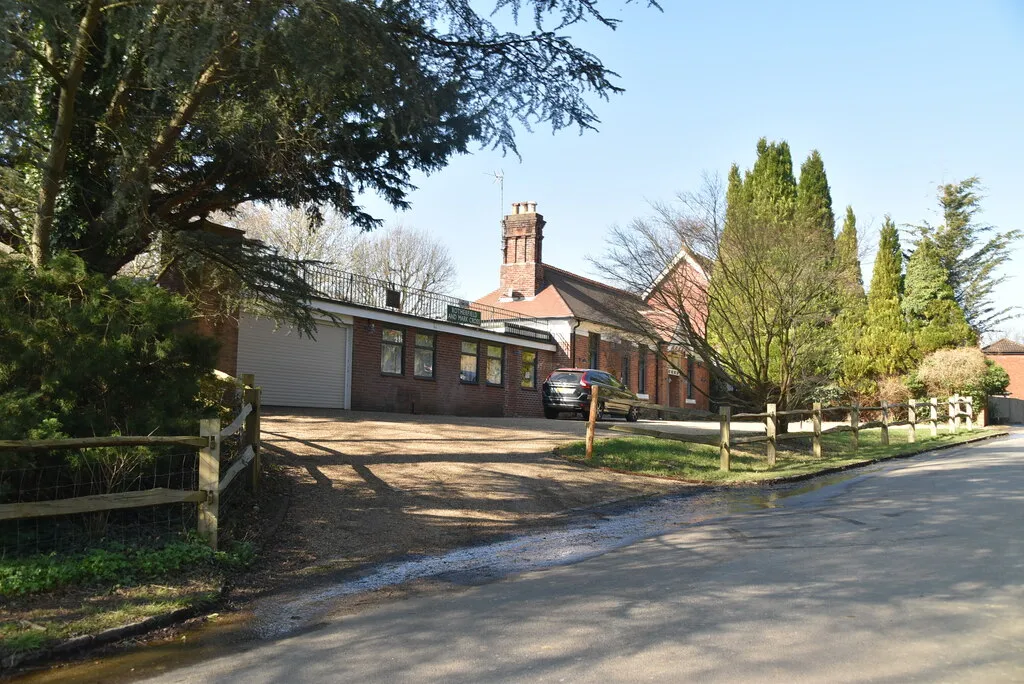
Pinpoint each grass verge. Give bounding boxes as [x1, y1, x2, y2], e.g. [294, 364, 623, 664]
[556, 426, 1007, 484]
[0, 539, 252, 665]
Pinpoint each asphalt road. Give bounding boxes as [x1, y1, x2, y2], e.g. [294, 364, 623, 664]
[145, 434, 1024, 683]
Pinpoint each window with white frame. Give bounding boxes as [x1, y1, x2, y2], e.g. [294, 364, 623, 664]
[414, 333, 434, 379]
[460, 341, 478, 383]
[381, 328, 404, 375]
[486, 344, 504, 385]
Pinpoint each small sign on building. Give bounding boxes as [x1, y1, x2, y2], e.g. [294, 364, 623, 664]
[447, 305, 482, 326]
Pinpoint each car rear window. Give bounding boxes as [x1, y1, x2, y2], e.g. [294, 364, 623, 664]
[548, 371, 583, 384]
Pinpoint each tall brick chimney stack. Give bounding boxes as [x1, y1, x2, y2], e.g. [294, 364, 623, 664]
[500, 201, 545, 299]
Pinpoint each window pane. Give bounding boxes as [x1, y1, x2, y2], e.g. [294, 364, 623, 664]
[415, 334, 433, 349]
[383, 329, 403, 343]
[487, 344, 501, 359]
[521, 351, 536, 388]
[415, 348, 433, 378]
[487, 357, 503, 385]
[381, 345, 401, 374]
[460, 354, 477, 382]
[461, 341, 477, 355]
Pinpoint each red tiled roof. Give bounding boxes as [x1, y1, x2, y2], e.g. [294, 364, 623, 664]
[983, 338, 1024, 354]
[473, 263, 646, 330]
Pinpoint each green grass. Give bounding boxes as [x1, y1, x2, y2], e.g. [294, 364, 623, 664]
[0, 539, 253, 597]
[0, 538, 253, 662]
[557, 426, 1005, 483]
[0, 584, 220, 660]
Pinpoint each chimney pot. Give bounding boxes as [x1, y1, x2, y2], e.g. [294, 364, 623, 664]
[527, 201, 537, 213]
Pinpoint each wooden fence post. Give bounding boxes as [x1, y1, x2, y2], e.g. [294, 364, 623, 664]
[198, 418, 220, 550]
[908, 401, 917, 443]
[766, 403, 777, 467]
[812, 402, 822, 458]
[948, 396, 956, 433]
[241, 373, 261, 494]
[585, 385, 600, 460]
[851, 404, 860, 452]
[880, 400, 890, 445]
[965, 397, 974, 430]
[954, 395, 963, 432]
[719, 405, 731, 472]
[930, 397, 938, 437]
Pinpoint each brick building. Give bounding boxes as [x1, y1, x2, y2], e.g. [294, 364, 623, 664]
[474, 202, 711, 412]
[223, 201, 710, 417]
[982, 338, 1024, 398]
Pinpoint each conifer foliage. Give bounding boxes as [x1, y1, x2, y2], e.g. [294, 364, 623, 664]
[599, 140, 1006, 407]
[911, 178, 1020, 333]
[856, 217, 913, 377]
[796, 150, 836, 252]
[903, 239, 975, 355]
[835, 206, 865, 299]
[0, 0, 658, 330]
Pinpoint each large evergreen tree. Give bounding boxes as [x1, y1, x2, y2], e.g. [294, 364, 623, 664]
[796, 150, 836, 251]
[834, 207, 868, 391]
[745, 139, 797, 226]
[903, 239, 975, 355]
[912, 177, 1021, 333]
[856, 217, 912, 377]
[0, 0, 657, 330]
[704, 138, 840, 411]
[835, 206, 865, 298]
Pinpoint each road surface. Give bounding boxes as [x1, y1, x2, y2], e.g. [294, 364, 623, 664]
[144, 434, 1023, 683]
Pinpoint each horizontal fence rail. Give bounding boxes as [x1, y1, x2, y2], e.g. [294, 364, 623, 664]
[0, 489, 207, 522]
[596, 394, 980, 473]
[302, 264, 553, 342]
[0, 435, 207, 452]
[0, 374, 263, 553]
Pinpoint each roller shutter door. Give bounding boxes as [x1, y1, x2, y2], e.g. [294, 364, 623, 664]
[236, 315, 350, 409]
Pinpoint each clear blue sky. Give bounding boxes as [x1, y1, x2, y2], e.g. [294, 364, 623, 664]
[358, 0, 1024, 338]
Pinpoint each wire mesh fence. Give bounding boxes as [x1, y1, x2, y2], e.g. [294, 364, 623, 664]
[0, 373, 263, 559]
[0, 447, 198, 558]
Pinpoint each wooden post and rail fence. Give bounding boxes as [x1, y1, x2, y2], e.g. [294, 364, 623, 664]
[592, 394, 978, 473]
[0, 374, 262, 551]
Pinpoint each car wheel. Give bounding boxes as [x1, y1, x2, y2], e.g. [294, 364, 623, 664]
[626, 406, 639, 422]
[543, 407, 559, 419]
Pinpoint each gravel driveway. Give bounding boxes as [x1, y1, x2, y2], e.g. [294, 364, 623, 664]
[253, 410, 695, 581]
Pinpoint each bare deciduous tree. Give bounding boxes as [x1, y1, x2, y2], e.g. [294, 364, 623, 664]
[350, 224, 458, 295]
[230, 205, 458, 318]
[592, 171, 844, 413]
[231, 203, 353, 264]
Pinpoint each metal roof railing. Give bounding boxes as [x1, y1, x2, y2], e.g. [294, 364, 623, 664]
[303, 264, 552, 342]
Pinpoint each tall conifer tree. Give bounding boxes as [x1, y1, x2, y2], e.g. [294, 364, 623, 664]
[835, 206, 868, 391]
[912, 177, 1021, 332]
[857, 217, 912, 377]
[835, 206, 865, 298]
[707, 139, 840, 412]
[745, 139, 797, 225]
[796, 150, 836, 251]
[903, 239, 975, 354]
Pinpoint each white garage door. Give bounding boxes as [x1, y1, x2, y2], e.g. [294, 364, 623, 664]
[236, 315, 351, 409]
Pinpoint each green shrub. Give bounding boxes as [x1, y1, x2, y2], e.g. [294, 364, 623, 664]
[0, 253, 217, 445]
[916, 347, 1010, 409]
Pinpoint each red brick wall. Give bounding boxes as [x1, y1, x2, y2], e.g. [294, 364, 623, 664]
[986, 353, 1024, 399]
[551, 333, 710, 411]
[196, 314, 238, 376]
[350, 316, 551, 417]
[500, 211, 545, 297]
